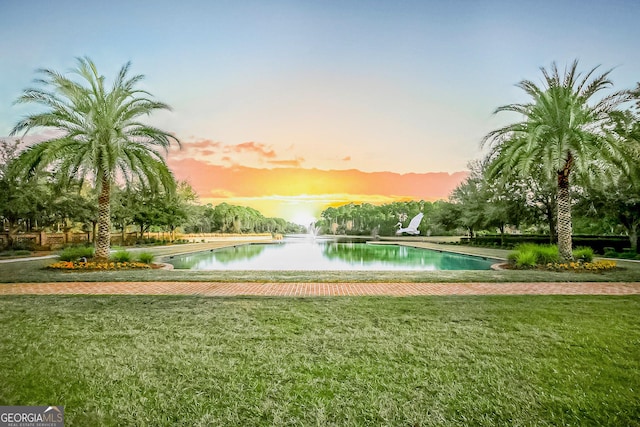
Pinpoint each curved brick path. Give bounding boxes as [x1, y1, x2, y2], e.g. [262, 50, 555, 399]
[1, 281, 639, 296]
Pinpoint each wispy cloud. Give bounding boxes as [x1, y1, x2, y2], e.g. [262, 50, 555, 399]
[190, 139, 222, 149]
[170, 138, 222, 160]
[231, 141, 277, 159]
[267, 157, 305, 167]
[170, 139, 307, 168]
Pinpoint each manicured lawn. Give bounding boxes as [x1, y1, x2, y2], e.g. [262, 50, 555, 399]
[1, 295, 638, 426]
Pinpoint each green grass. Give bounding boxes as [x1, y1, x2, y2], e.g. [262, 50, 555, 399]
[0, 249, 32, 258]
[0, 295, 638, 426]
[2, 257, 640, 283]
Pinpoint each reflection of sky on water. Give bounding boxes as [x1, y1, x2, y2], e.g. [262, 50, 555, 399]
[169, 242, 494, 271]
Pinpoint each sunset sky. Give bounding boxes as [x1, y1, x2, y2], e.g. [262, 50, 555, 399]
[1, 0, 639, 224]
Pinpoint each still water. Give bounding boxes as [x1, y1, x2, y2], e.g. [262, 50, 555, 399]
[167, 242, 494, 271]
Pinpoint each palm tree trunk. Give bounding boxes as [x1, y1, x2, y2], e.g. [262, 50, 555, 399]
[545, 200, 557, 243]
[95, 176, 111, 261]
[557, 160, 573, 261]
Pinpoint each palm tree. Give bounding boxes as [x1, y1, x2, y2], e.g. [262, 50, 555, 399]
[483, 60, 632, 261]
[10, 57, 179, 260]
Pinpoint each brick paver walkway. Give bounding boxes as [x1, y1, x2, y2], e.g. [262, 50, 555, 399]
[1, 281, 639, 296]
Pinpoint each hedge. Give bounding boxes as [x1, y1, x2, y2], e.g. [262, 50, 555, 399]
[461, 234, 630, 254]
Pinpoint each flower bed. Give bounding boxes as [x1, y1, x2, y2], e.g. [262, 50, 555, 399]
[47, 261, 151, 271]
[501, 259, 618, 273]
[544, 260, 617, 273]
[505, 244, 618, 273]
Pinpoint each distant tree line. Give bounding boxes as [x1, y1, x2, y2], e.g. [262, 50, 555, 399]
[317, 200, 445, 237]
[181, 203, 303, 235]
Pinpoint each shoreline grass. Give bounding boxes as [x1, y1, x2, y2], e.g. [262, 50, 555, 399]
[1, 295, 638, 426]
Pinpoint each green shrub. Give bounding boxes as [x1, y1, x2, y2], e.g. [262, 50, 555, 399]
[603, 250, 619, 258]
[515, 251, 537, 268]
[111, 250, 132, 263]
[572, 246, 594, 262]
[138, 252, 155, 264]
[511, 244, 599, 265]
[59, 246, 95, 261]
[513, 244, 559, 265]
[533, 245, 560, 264]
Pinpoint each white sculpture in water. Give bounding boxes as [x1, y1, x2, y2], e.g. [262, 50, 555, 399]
[396, 212, 424, 235]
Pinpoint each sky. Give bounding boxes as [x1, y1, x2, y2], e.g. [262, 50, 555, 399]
[1, 0, 639, 225]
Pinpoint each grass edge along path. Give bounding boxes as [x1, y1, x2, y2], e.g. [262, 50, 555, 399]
[0, 281, 639, 296]
[0, 294, 638, 426]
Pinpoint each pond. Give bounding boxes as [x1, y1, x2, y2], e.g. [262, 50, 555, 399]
[166, 241, 495, 271]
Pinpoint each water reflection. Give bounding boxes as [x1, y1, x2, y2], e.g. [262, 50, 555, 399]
[321, 242, 490, 270]
[169, 244, 266, 269]
[168, 242, 494, 271]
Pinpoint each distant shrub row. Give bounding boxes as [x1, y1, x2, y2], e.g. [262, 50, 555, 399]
[462, 235, 631, 254]
[602, 247, 640, 260]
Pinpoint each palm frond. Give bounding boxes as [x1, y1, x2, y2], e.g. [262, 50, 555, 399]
[483, 59, 631, 189]
[10, 57, 179, 194]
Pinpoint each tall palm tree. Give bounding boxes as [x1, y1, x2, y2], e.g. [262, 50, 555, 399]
[10, 57, 179, 260]
[483, 60, 632, 261]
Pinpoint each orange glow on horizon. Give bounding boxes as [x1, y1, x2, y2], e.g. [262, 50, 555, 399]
[169, 158, 467, 224]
